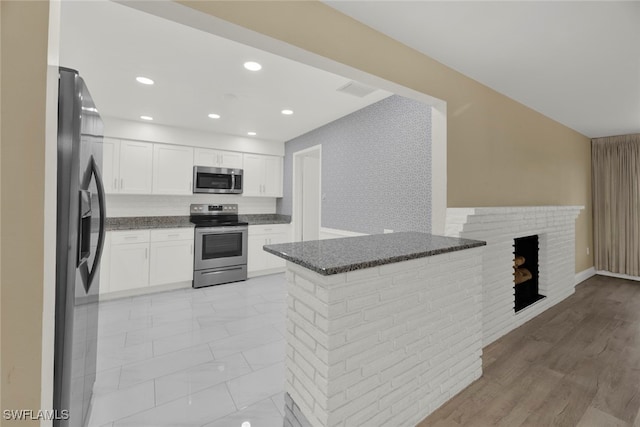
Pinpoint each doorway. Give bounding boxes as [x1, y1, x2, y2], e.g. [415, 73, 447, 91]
[293, 145, 322, 242]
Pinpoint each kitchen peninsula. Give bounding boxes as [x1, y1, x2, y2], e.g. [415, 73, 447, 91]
[264, 232, 486, 427]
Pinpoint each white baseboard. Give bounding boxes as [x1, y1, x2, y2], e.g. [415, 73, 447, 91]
[99, 280, 191, 300]
[248, 267, 285, 278]
[575, 267, 596, 285]
[596, 270, 640, 282]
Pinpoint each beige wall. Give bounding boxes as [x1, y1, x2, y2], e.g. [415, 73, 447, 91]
[179, 0, 593, 273]
[1, 1, 50, 424]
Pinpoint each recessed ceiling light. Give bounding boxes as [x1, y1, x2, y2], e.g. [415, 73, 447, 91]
[136, 76, 154, 85]
[140, 115, 153, 121]
[208, 113, 221, 119]
[243, 61, 262, 71]
[241, 422, 251, 427]
[247, 132, 257, 136]
[281, 109, 294, 115]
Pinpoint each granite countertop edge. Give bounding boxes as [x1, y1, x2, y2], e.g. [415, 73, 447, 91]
[263, 233, 486, 276]
[105, 214, 291, 231]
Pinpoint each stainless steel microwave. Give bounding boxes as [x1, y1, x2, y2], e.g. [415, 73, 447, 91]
[193, 166, 243, 194]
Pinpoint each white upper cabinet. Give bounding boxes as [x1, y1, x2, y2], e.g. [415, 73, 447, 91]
[219, 150, 243, 169]
[101, 138, 281, 197]
[242, 154, 264, 197]
[263, 155, 283, 197]
[119, 140, 153, 194]
[242, 154, 283, 197]
[101, 138, 120, 194]
[194, 148, 243, 169]
[152, 144, 194, 195]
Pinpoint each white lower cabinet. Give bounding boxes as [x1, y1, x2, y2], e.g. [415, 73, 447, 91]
[98, 232, 112, 294]
[109, 235, 150, 293]
[100, 223, 287, 292]
[248, 224, 290, 276]
[149, 229, 194, 286]
[100, 228, 194, 296]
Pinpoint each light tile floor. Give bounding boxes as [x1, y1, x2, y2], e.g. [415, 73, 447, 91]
[89, 273, 287, 427]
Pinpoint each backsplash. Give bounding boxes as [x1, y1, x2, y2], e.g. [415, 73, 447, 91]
[278, 94, 432, 234]
[106, 194, 276, 217]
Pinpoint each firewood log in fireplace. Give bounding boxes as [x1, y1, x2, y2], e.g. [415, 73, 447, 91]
[514, 256, 525, 268]
[514, 267, 532, 285]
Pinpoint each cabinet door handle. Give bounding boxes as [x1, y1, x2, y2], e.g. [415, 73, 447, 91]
[190, 244, 193, 255]
[120, 178, 123, 189]
[168, 234, 180, 238]
[145, 248, 148, 259]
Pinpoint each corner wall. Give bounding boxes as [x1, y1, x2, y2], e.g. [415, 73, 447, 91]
[179, 0, 593, 273]
[1, 1, 51, 423]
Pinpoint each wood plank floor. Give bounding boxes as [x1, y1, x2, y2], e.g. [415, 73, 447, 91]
[418, 275, 640, 427]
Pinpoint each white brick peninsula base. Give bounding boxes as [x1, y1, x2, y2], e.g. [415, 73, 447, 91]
[264, 233, 485, 427]
[445, 206, 583, 346]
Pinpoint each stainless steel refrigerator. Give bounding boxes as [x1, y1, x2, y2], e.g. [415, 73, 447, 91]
[54, 67, 106, 427]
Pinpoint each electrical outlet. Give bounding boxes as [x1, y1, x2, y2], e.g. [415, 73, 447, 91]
[586, 247, 590, 255]
[384, 229, 394, 234]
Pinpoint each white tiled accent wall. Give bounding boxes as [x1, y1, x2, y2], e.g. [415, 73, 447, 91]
[279, 95, 432, 235]
[106, 194, 276, 217]
[445, 206, 583, 347]
[284, 247, 484, 427]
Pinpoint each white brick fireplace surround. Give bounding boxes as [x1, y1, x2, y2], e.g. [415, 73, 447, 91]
[445, 206, 583, 346]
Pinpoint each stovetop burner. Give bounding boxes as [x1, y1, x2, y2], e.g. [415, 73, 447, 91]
[189, 203, 248, 228]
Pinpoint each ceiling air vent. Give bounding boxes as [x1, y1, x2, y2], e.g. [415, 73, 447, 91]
[336, 81, 377, 98]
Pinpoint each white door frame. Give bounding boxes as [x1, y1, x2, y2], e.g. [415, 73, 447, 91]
[292, 144, 322, 242]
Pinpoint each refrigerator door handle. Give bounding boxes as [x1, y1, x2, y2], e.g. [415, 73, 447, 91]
[85, 155, 107, 292]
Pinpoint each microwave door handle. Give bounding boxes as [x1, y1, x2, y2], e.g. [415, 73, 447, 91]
[231, 173, 236, 191]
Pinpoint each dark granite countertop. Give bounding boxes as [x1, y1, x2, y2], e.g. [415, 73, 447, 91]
[241, 214, 291, 225]
[105, 216, 194, 231]
[263, 232, 486, 276]
[105, 214, 291, 231]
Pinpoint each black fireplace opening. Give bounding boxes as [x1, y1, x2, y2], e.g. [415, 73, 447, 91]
[513, 235, 545, 312]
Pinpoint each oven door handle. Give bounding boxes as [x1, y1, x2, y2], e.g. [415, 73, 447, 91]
[201, 266, 244, 275]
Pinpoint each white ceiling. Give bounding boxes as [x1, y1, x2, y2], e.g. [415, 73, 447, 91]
[326, 1, 640, 138]
[59, 1, 391, 142]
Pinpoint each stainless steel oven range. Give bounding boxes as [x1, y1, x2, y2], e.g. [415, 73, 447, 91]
[190, 203, 248, 288]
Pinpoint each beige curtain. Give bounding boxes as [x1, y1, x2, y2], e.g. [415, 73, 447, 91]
[592, 134, 640, 275]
